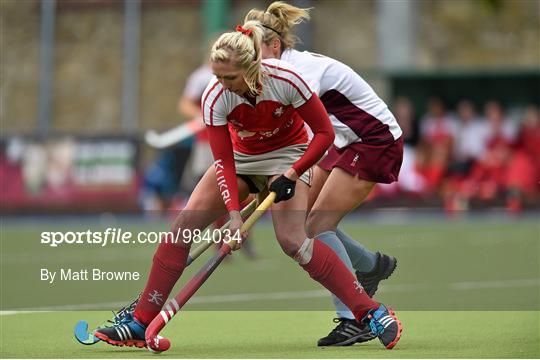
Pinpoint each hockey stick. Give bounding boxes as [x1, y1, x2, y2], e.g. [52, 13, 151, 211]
[145, 192, 276, 353]
[74, 320, 101, 345]
[74, 198, 258, 345]
[144, 118, 205, 149]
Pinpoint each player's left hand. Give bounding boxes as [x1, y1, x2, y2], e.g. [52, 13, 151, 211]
[227, 211, 246, 251]
[269, 173, 297, 203]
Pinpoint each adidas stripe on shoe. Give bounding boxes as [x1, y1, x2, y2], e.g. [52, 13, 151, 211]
[363, 304, 403, 349]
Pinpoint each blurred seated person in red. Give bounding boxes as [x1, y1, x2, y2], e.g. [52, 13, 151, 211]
[417, 98, 456, 193]
[505, 105, 540, 211]
[465, 138, 512, 202]
[515, 105, 540, 174]
[446, 104, 537, 212]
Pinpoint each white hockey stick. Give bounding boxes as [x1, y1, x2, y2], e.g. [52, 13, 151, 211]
[144, 118, 205, 149]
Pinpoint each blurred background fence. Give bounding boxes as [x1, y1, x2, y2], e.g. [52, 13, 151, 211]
[1, 0, 539, 214]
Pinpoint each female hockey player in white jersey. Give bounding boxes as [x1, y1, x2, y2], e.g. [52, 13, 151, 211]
[246, 1, 404, 347]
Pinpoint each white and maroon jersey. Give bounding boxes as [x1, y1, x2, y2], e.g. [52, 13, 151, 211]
[201, 58, 313, 155]
[281, 49, 402, 148]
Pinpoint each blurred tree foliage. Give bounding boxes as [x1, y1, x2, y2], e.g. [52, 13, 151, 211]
[481, 0, 503, 12]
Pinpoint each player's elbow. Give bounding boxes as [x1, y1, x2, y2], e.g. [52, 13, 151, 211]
[319, 125, 335, 148]
[326, 127, 335, 144]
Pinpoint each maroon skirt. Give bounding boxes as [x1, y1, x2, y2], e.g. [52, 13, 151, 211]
[318, 137, 403, 184]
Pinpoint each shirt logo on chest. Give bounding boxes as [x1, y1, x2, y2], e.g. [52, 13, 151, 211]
[273, 106, 284, 117]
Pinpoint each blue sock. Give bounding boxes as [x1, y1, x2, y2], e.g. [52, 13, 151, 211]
[316, 231, 355, 320]
[336, 228, 377, 273]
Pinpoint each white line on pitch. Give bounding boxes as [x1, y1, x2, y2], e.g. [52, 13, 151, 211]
[1, 278, 538, 315]
[450, 278, 540, 290]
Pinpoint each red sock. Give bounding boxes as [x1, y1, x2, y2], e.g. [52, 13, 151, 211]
[133, 234, 190, 325]
[301, 239, 379, 321]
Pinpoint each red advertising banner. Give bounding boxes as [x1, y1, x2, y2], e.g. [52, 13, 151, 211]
[1, 136, 141, 213]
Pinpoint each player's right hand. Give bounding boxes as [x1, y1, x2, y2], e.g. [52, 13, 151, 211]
[269, 174, 296, 203]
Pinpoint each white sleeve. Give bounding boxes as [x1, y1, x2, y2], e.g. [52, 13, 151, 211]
[281, 70, 313, 109]
[201, 81, 228, 126]
[264, 60, 313, 108]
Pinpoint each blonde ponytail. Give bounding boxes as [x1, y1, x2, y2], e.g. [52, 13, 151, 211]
[210, 21, 264, 95]
[244, 1, 311, 49]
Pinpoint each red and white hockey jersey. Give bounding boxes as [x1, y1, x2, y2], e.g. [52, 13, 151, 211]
[201, 58, 314, 155]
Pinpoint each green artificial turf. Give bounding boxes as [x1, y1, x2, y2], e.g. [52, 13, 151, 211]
[1, 311, 538, 358]
[2, 215, 539, 358]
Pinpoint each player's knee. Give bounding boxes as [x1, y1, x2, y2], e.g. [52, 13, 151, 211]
[170, 225, 192, 247]
[275, 233, 302, 258]
[305, 211, 334, 238]
[277, 240, 299, 258]
[170, 205, 216, 243]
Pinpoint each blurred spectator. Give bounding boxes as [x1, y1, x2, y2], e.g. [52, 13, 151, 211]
[463, 139, 512, 201]
[415, 141, 448, 194]
[394, 96, 419, 146]
[483, 100, 517, 145]
[420, 97, 457, 153]
[379, 97, 427, 195]
[515, 105, 540, 170]
[453, 100, 490, 168]
[416, 98, 456, 192]
[516, 105, 540, 170]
